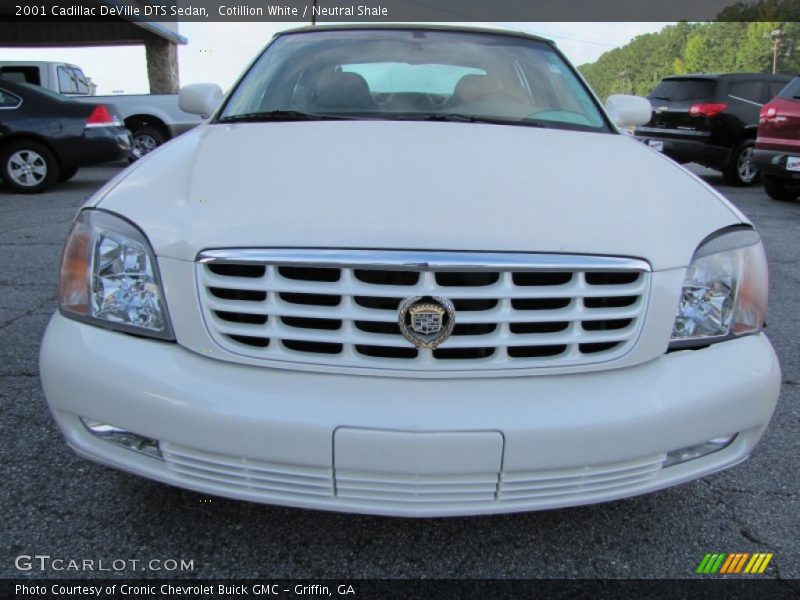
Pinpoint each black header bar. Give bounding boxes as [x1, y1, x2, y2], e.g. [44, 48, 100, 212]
[2, 0, 800, 23]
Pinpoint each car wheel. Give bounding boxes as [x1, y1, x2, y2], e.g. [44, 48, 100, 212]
[723, 141, 759, 186]
[0, 141, 60, 194]
[130, 126, 165, 161]
[58, 167, 79, 183]
[763, 175, 799, 201]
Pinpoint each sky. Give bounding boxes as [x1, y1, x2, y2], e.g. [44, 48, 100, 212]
[0, 22, 672, 95]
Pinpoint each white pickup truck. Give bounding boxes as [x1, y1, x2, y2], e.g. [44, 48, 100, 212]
[0, 61, 204, 159]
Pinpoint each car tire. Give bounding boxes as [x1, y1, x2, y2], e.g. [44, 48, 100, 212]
[130, 125, 165, 161]
[58, 167, 79, 183]
[763, 175, 799, 201]
[0, 140, 60, 194]
[723, 141, 759, 186]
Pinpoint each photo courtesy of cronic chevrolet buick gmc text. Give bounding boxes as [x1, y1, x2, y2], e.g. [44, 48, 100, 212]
[754, 75, 800, 201]
[634, 73, 791, 186]
[39, 26, 781, 517]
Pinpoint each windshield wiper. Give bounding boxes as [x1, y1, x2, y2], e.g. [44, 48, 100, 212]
[651, 96, 670, 101]
[217, 110, 350, 123]
[421, 113, 547, 128]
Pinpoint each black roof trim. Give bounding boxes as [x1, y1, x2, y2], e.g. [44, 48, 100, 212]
[274, 24, 554, 45]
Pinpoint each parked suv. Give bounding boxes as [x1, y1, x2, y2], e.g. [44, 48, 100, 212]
[754, 76, 800, 201]
[635, 73, 791, 185]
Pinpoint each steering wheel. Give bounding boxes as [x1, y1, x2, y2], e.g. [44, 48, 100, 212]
[382, 92, 440, 110]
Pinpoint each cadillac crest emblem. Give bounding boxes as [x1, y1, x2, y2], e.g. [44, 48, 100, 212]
[398, 296, 456, 349]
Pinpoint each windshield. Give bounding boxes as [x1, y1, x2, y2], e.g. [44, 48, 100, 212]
[219, 29, 610, 132]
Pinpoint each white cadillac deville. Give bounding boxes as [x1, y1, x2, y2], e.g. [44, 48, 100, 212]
[41, 25, 781, 517]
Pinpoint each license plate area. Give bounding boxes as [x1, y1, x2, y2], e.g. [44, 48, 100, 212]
[334, 428, 503, 476]
[786, 156, 800, 171]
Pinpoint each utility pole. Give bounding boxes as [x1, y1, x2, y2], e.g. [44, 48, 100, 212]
[618, 70, 631, 95]
[771, 28, 784, 74]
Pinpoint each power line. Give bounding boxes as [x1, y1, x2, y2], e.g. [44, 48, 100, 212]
[495, 25, 617, 47]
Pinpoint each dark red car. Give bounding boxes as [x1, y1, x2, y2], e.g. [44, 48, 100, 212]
[754, 76, 800, 201]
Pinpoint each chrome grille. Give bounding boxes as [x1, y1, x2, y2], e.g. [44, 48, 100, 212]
[197, 250, 650, 371]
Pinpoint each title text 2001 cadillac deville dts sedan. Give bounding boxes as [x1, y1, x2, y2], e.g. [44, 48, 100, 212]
[40, 26, 781, 517]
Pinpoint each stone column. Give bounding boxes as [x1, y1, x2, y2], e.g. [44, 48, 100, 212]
[144, 32, 180, 94]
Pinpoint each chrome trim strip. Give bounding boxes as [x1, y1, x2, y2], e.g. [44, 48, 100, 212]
[196, 249, 651, 272]
[727, 94, 762, 108]
[0, 87, 22, 110]
[634, 127, 710, 138]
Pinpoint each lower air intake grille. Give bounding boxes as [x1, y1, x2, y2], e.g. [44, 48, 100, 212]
[160, 443, 666, 510]
[161, 443, 334, 498]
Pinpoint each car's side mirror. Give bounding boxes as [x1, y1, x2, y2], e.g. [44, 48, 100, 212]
[179, 83, 223, 118]
[604, 94, 652, 128]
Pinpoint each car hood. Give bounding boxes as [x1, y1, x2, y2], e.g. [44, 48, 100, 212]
[96, 120, 744, 270]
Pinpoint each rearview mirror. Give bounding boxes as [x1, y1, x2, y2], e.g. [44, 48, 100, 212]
[604, 94, 652, 128]
[179, 83, 223, 118]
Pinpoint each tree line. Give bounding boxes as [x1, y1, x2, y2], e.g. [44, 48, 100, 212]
[579, 20, 800, 100]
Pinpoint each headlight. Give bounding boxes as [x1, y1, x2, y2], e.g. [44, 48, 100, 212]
[57, 209, 174, 340]
[670, 227, 768, 349]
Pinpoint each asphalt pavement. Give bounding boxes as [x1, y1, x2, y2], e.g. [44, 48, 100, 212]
[0, 162, 798, 582]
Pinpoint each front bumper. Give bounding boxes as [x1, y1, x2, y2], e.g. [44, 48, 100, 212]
[40, 313, 781, 517]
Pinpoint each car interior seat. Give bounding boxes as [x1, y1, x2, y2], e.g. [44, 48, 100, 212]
[315, 71, 376, 111]
[448, 74, 504, 106]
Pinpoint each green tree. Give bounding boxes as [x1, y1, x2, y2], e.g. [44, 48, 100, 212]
[579, 19, 797, 101]
[738, 22, 780, 72]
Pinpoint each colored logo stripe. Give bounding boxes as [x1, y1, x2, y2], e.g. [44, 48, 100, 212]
[697, 552, 773, 574]
[697, 553, 726, 574]
[719, 553, 738, 574]
[720, 553, 748, 573]
[744, 553, 773, 574]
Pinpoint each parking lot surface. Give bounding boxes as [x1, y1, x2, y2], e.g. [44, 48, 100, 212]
[0, 163, 798, 581]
